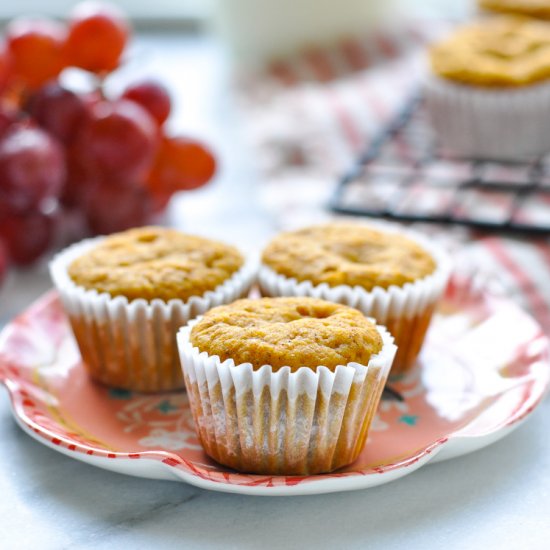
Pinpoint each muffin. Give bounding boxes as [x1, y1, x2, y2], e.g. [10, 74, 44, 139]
[259, 223, 450, 377]
[425, 16, 550, 160]
[479, 0, 550, 19]
[49, 226, 256, 393]
[177, 297, 396, 475]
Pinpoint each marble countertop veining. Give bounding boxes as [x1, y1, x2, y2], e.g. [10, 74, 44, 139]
[1, 25, 550, 550]
[1, 394, 549, 550]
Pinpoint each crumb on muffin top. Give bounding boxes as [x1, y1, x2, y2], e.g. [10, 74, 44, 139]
[430, 16, 550, 87]
[68, 226, 244, 302]
[479, 0, 550, 20]
[261, 224, 435, 291]
[189, 297, 383, 372]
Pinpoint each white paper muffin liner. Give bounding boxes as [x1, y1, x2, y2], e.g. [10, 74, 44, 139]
[177, 319, 396, 475]
[49, 236, 257, 393]
[424, 74, 550, 161]
[258, 222, 451, 376]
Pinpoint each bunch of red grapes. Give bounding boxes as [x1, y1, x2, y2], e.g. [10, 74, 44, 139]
[0, 1, 216, 287]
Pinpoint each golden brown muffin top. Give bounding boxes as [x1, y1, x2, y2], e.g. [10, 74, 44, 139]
[189, 297, 383, 372]
[479, 0, 550, 20]
[430, 16, 550, 87]
[261, 224, 435, 291]
[68, 226, 244, 302]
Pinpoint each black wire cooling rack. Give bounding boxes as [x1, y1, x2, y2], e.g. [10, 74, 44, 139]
[330, 94, 550, 235]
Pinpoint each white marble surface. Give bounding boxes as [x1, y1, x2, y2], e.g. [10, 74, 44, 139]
[0, 396, 548, 550]
[2, 23, 550, 549]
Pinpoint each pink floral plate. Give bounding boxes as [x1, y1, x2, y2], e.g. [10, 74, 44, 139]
[1, 275, 549, 496]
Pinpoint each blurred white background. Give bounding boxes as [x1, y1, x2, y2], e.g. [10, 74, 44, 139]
[0, 0, 209, 22]
[0, 0, 474, 25]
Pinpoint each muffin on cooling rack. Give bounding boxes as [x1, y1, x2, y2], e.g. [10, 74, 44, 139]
[178, 297, 396, 475]
[426, 16, 550, 160]
[50, 226, 255, 393]
[479, 0, 550, 19]
[259, 222, 450, 377]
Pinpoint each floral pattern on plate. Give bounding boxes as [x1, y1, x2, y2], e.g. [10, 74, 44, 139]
[0, 275, 549, 496]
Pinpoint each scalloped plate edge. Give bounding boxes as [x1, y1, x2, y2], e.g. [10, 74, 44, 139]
[3, 376, 544, 496]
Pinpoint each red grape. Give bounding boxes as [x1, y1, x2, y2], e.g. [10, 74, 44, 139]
[61, 146, 98, 207]
[121, 79, 171, 126]
[0, 209, 55, 266]
[0, 45, 10, 91]
[65, 2, 130, 73]
[82, 181, 153, 234]
[149, 190, 173, 214]
[5, 18, 66, 89]
[26, 83, 88, 144]
[0, 107, 18, 140]
[0, 126, 65, 211]
[147, 136, 216, 194]
[0, 239, 9, 287]
[77, 99, 159, 183]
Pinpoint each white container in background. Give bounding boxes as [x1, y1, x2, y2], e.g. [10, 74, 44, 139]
[212, 0, 392, 67]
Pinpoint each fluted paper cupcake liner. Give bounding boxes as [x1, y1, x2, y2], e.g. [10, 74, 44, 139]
[258, 222, 451, 377]
[177, 320, 396, 475]
[424, 74, 550, 161]
[49, 236, 257, 393]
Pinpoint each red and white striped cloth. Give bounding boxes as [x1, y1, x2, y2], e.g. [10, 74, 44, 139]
[240, 23, 550, 334]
